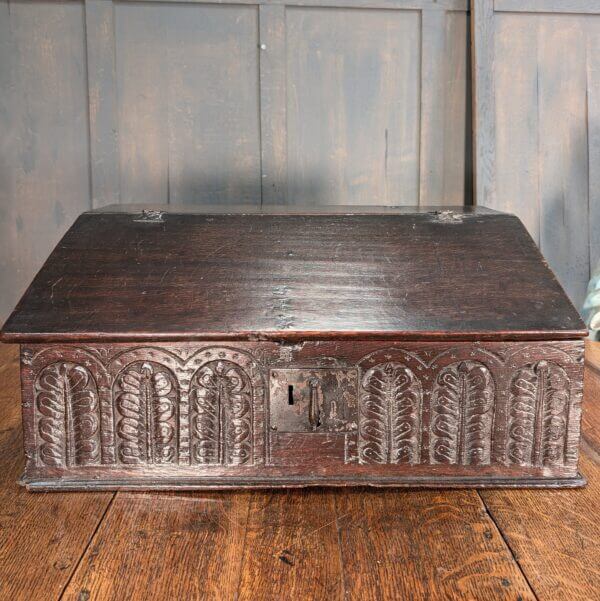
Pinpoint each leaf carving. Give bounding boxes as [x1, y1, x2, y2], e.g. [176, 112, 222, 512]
[507, 360, 569, 466]
[430, 361, 494, 465]
[359, 362, 422, 464]
[190, 360, 253, 466]
[35, 362, 100, 467]
[114, 362, 178, 465]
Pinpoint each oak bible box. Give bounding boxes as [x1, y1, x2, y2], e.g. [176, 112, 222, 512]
[0, 205, 587, 490]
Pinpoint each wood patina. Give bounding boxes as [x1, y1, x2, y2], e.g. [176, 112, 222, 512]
[0, 205, 587, 490]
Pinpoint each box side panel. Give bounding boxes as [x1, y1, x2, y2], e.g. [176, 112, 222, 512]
[19, 340, 585, 489]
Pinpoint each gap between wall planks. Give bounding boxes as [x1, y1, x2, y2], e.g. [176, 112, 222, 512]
[0, 341, 599, 600]
[472, 0, 600, 310]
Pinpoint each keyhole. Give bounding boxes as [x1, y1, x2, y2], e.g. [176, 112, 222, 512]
[288, 385, 294, 405]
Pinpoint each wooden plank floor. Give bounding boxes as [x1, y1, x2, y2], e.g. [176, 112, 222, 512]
[1, 343, 598, 601]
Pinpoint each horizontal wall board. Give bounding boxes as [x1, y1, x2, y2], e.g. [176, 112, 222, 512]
[495, 0, 600, 15]
[122, 0, 469, 11]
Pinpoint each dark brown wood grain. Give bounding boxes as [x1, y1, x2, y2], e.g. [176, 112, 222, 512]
[480, 450, 600, 600]
[0, 206, 586, 342]
[236, 490, 345, 600]
[62, 491, 251, 600]
[17, 339, 585, 490]
[335, 489, 536, 600]
[62, 487, 535, 600]
[0, 345, 114, 601]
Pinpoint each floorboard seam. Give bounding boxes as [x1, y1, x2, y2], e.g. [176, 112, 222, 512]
[477, 491, 540, 601]
[332, 494, 349, 601]
[56, 491, 117, 601]
[233, 493, 253, 600]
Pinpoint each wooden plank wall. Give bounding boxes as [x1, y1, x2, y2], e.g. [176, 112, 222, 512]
[473, 0, 600, 310]
[0, 1, 91, 324]
[0, 0, 470, 324]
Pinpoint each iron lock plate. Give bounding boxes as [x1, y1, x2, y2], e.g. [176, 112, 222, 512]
[269, 368, 358, 433]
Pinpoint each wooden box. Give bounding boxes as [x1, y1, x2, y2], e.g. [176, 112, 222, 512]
[0, 205, 587, 490]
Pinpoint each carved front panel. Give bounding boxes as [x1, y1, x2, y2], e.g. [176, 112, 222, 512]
[189, 360, 254, 466]
[507, 360, 570, 467]
[359, 363, 422, 465]
[113, 361, 179, 465]
[35, 362, 101, 467]
[430, 361, 495, 466]
[21, 341, 584, 485]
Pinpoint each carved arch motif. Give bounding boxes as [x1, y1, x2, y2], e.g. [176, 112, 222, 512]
[430, 361, 495, 465]
[113, 361, 179, 465]
[507, 360, 570, 467]
[189, 359, 255, 466]
[35, 362, 101, 467]
[359, 362, 422, 464]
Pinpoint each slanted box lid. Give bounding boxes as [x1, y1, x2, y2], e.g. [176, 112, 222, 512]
[0, 205, 587, 343]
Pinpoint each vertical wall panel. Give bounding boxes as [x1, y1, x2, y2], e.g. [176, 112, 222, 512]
[418, 7, 446, 205]
[494, 14, 540, 241]
[286, 7, 421, 206]
[588, 20, 600, 274]
[115, 5, 168, 204]
[537, 15, 589, 310]
[259, 5, 288, 205]
[472, 0, 496, 209]
[86, 0, 120, 208]
[441, 11, 469, 206]
[0, 0, 91, 323]
[419, 9, 469, 206]
[115, 2, 261, 205]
